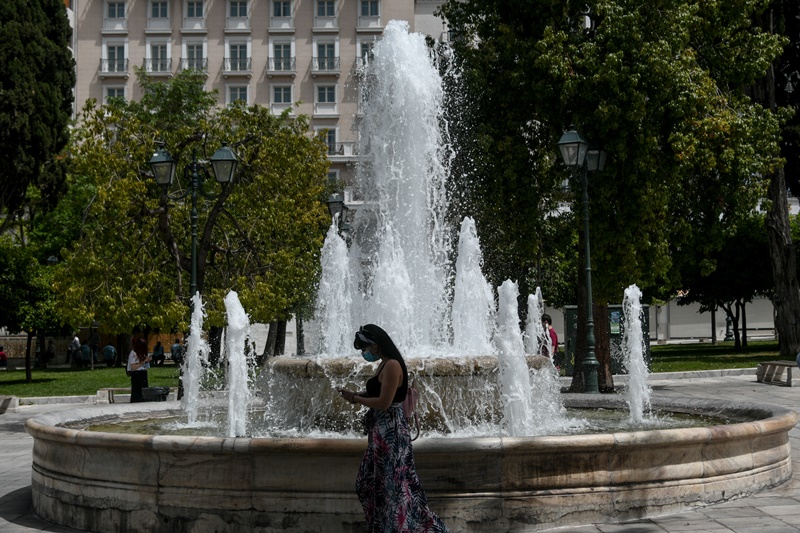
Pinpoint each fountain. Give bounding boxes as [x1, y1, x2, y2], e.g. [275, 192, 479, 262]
[25, 20, 796, 533]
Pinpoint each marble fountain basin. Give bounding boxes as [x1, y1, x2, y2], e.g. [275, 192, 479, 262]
[25, 394, 796, 532]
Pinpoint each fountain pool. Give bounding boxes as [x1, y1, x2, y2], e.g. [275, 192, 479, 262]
[26, 396, 795, 532]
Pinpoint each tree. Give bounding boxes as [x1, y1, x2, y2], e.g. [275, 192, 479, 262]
[440, 0, 785, 390]
[0, 0, 75, 231]
[750, 0, 800, 357]
[677, 215, 773, 349]
[54, 70, 331, 336]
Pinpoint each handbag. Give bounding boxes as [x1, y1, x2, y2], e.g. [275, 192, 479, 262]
[402, 373, 421, 441]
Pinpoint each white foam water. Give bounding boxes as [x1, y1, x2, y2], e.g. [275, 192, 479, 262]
[622, 285, 651, 423]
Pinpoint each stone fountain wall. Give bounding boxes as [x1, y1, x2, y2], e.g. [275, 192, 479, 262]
[26, 396, 796, 532]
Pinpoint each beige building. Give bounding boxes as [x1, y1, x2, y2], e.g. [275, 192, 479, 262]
[65, 0, 448, 182]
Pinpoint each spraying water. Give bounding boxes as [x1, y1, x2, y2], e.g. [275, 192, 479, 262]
[225, 291, 251, 437]
[315, 219, 353, 355]
[496, 280, 536, 436]
[452, 217, 495, 353]
[344, 19, 453, 352]
[183, 292, 209, 425]
[622, 285, 651, 423]
[524, 288, 550, 358]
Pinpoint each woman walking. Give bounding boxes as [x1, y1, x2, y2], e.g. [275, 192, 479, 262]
[337, 324, 449, 533]
[127, 338, 151, 403]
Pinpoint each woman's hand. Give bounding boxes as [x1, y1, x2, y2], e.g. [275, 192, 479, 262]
[337, 388, 356, 404]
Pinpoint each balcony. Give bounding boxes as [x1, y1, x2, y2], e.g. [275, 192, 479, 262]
[180, 58, 208, 72]
[144, 58, 172, 75]
[267, 57, 296, 77]
[271, 102, 293, 115]
[99, 58, 129, 78]
[146, 17, 170, 33]
[327, 142, 356, 159]
[223, 57, 252, 77]
[311, 57, 340, 76]
[103, 17, 127, 33]
[182, 16, 206, 32]
[226, 16, 250, 32]
[270, 16, 293, 32]
[313, 15, 338, 31]
[314, 102, 337, 115]
[357, 15, 381, 31]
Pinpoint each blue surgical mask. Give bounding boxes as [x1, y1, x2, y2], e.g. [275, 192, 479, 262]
[361, 350, 380, 363]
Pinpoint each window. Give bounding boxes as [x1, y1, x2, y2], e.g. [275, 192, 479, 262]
[105, 87, 125, 103]
[107, 44, 125, 71]
[187, 0, 203, 18]
[317, 0, 334, 16]
[273, 85, 292, 104]
[186, 43, 204, 69]
[151, 0, 167, 17]
[317, 43, 335, 70]
[108, 1, 125, 18]
[360, 0, 378, 17]
[360, 41, 375, 61]
[229, 0, 247, 17]
[229, 43, 248, 71]
[317, 85, 335, 103]
[273, 43, 291, 70]
[229, 86, 248, 105]
[273, 0, 290, 17]
[150, 43, 168, 72]
[325, 129, 337, 155]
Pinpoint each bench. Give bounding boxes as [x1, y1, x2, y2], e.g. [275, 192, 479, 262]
[756, 361, 796, 387]
[97, 388, 131, 404]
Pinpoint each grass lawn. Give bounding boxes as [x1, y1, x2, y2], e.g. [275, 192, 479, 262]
[649, 340, 782, 373]
[0, 365, 180, 398]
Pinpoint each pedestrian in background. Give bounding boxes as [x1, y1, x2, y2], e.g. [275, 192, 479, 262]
[127, 338, 151, 403]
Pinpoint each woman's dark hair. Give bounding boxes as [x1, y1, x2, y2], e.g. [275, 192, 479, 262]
[354, 324, 408, 387]
[134, 338, 148, 361]
[542, 314, 552, 325]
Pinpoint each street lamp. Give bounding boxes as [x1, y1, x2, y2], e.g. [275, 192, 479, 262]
[557, 125, 605, 394]
[148, 142, 239, 299]
[326, 192, 351, 240]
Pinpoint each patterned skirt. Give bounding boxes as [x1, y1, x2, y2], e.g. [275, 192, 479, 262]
[356, 403, 449, 533]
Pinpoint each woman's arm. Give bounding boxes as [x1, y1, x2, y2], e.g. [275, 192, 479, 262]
[353, 360, 402, 410]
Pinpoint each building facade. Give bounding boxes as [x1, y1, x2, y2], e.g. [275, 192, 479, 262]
[66, 0, 447, 183]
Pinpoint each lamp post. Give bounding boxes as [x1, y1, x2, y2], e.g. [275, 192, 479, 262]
[557, 126, 606, 394]
[149, 142, 238, 299]
[326, 192, 351, 241]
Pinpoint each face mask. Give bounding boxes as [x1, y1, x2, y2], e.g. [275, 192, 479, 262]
[361, 350, 380, 363]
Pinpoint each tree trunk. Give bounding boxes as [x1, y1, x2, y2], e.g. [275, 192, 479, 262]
[208, 325, 223, 367]
[296, 316, 305, 355]
[593, 303, 614, 392]
[25, 331, 33, 383]
[766, 169, 800, 356]
[711, 307, 717, 344]
[741, 300, 748, 348]
[262, 321, 278, 359]
[117, 333, 130, 367]
[275, 320, 287, 356]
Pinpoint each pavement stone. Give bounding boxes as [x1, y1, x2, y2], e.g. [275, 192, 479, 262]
[1, 371, 799, 532]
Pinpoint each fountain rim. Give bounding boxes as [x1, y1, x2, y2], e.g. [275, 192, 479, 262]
[24, 395, 797, 453]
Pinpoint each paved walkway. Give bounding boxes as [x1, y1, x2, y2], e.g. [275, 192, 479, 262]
[1, 371, 798, 532]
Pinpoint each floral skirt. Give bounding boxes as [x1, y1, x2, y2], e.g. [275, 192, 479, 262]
[356, 404, 449, 533]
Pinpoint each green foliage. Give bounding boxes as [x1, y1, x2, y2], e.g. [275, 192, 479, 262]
[0, 238, 61, 335]
[0, 0, 75, 226]
[677, 214, 773, 311]
[440, 0, 785, 306]
[55, 71, 330, 334]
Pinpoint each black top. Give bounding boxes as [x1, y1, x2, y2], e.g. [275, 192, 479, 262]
[366, 361, 408, 403]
